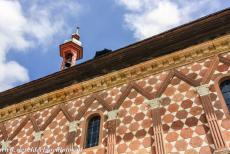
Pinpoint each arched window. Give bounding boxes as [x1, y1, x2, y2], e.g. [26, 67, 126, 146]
[85, 115, 101, 148]
[220, 79, 230, 111]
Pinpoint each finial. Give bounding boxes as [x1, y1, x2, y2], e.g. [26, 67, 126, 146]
[71, 26, 81, 41]
[76, 26, 80, 35]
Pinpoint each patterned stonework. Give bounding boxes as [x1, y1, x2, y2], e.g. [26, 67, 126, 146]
[161, 78, 214, 153]
[116, 92, 153, 153]
[0, 35, 230, 154]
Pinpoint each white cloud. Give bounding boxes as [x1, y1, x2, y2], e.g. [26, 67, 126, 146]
[0, 0, 81, 91]
[0, 61, 29, 91]
[115, 0, 228, 39]
[115, 0, 143, 11]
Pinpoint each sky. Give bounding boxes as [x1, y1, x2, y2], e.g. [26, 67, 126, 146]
[0, 0, 230, 92]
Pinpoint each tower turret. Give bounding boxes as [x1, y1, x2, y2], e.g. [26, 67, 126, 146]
[60, 27, 83, 70]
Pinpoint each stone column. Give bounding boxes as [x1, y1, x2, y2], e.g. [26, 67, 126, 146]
[66, 121, 80, 154]
[145, 98, 165, 154]
[107, 110, 118, 154]
[196, 85, 229, 153]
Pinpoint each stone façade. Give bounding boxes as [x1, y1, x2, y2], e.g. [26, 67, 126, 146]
[0, 9, 230, 154]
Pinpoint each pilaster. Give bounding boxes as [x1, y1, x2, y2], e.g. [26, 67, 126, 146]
[67, 121, 79, 145]
[145, 98, 165, 154]
[31, 131, 43, 150]
[107, 110, 118, 154]
[33, 131, 43, 142]
[1, 140, 9, 153]
[196, 85, 228, 152]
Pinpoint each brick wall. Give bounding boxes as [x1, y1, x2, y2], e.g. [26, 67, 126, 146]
[1, 53, 230, 154]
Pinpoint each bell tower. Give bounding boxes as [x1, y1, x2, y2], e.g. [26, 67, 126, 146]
[60, 27, 83, 70]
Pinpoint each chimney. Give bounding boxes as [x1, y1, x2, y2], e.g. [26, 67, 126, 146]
[59, 27, 83, 70]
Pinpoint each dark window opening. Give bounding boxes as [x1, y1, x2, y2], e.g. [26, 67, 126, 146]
[65, 53, 73, 68]
[85, 115, 101, 148]
[220, 79, 230, 111]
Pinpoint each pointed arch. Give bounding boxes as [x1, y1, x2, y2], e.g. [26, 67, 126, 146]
[8, 116, 30, 140]
[174, 70, 200, 87]
[202, 56, 219, 84]
[29, 114, 40, 132]
[114, 69, 200, 110]
[155, 70, 175, 98]
[75, 94, 112, 121]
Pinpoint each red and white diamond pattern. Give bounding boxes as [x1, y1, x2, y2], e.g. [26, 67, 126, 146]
[0, 55, 230, 154]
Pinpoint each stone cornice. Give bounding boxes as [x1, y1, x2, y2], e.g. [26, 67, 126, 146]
[0, 34, 230, 122]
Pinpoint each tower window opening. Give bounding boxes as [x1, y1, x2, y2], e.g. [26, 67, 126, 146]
[65, 53, 73, 68]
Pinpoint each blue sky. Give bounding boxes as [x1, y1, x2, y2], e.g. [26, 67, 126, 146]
[0, 0, 230, 91]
